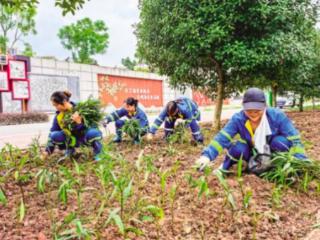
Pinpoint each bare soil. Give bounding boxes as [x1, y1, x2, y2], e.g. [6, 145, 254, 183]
[0, 110, 319, 240]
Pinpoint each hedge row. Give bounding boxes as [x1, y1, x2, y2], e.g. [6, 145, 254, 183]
[0, 112, 49, 126]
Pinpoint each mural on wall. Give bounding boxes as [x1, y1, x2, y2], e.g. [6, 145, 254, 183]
[192, 90, 213, 106]
[192, 90, 230, 106]
[28, 74, 80, 112]
[97, 74, 163, 108]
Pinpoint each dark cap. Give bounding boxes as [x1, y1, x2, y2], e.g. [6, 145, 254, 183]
[242, 88, 266, 110]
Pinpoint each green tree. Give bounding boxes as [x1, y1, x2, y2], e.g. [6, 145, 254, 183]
[137, 0, 319, 129]
[0, 3, 37, 54]
[121, 57, 137, 70]
[1, 0, 89, 16]
[58, 18, 109, 64]
[287, 30, 320, 111]
[22, 43, 35, 57]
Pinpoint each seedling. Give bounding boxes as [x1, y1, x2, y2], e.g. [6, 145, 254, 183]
[55, 218, 94, 239]
[167, 122, 189, 144]
[215, 170, 237, 210]
[261, 152, 320, 189]
[142, 205, 164, 240]
[110, 171, 133, 219]
[122, 119, 144, 143]
[169, 184, 178, 227]
[105, 208, 125, 235]
[0, 187, 7, 206]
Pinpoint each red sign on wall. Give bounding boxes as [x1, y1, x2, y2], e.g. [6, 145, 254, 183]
[192, 91, 213, 106]
[193, 90, 230, 106]
[98, 74, 163, 108]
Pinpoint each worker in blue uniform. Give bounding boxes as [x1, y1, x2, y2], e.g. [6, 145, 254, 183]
[147, 97, 204, 143]
[196, 88, 307, 172]
[44, 91, 103, 161]
[103, 97, 149, 144]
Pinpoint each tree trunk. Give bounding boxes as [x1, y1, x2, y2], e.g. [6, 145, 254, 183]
[312, 96, 315, 111]
[212, 69, 225, 131]
[271, 84, 277, 107]
[292, 95, 296, 108]
[299, 94, 304, 112]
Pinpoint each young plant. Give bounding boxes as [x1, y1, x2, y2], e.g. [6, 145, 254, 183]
[197, 176, 211, 199]
[55, 218, 94, 240]
[27, 136, 43, 167]
[261, 152, 320, 190]
[94, 161, 114, 223]
[36, 168, 56, 193]
[142, 205, 164, 240]
[110, 171, 133, 219]
[270, 185, 283, 209]
[58, 179, 74, 205]
[18, 197, 26, 222]
[214, 170, 237, 210]
[122, 119, 143, 143]
[156, 169, 170, 206]
[169, 184, 178, 227]
[237, 158, 252, 210]
[0, 187, 7, 206]
[167, 122, 189, 144]
[105, 208, 125, 236]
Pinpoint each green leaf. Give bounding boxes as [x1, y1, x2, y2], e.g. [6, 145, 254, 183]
[19, 198, 25, 222]
[0, 188, 7, 206]
[123, 178, 133, 202]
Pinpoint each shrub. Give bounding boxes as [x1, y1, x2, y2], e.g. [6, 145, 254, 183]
[0, 112, 49, 126]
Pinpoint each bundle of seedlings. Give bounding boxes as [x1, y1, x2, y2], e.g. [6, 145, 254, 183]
[260, 152, 320, 189]
[61, 98, 104, 143]
[167, 122, 189, 144]
[122, 119, 143, 141]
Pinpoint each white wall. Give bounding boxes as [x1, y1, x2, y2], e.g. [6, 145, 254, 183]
[30, 57, 192, 108]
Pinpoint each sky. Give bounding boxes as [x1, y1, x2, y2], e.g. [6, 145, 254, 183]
[26, 0, 140, 67]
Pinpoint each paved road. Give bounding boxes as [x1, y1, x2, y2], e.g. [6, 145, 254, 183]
[0, 107, 239, 149]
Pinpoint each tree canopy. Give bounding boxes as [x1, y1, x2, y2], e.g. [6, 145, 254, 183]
[137, 0, 319, 129]
[0, 3, 37, 54]
[1, 0, 89, 16]
[58, 17, 109, 64]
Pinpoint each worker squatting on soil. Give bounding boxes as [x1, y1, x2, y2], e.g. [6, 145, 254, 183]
[146, 97, 204, 143]
[103, 97, 149, 144]
[44, 91, 103, 161]
[195, 88, 307, 173]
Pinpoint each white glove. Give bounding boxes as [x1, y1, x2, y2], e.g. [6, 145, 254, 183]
[146, 133, 153, 141]
[195, 155, 211, 172]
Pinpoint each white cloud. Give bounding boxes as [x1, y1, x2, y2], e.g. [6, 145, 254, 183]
[26, 0, 140, 67]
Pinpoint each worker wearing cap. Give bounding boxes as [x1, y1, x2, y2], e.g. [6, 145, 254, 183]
[195, 87, 307, 171]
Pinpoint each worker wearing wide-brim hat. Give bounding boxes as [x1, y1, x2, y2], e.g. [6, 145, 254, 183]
[196, 87, 307, 172]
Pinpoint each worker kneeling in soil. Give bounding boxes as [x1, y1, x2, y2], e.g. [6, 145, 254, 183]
[147, 97, 204, 143]
[103, 97, 149, 144]
[195, 88, 307, 173]
[45, 91, 103, 161]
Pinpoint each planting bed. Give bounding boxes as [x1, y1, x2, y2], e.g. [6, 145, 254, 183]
[0, 111, 320, 240]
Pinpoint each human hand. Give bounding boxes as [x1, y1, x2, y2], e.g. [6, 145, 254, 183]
[146, 133, 153, 141]
[194, 155, 211, 172]
[71, 112, 82, 124]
